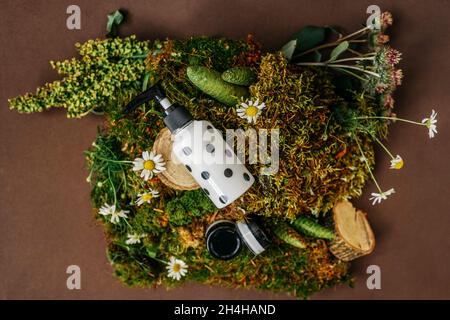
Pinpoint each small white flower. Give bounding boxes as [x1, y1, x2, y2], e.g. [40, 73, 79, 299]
[99, 203, 129, 224]
[136, 189, 160, 206]
[132, 151, 166, 181]
[389, 155, 404, 170]
[125, 233, 146, 245]
[236, 99, 265, 123]
[421, 109, 438, 138]
[166, 256, 188, 281]
[369, 188, 395, 205]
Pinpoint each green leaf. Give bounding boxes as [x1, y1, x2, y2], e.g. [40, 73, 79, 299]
[280, 39, 297, 61]
[328, 41, 349, 62]
[146, 246, 157, 259]
[142, 72, 151, 91]
[325, 25, 343, 38]
[106, 10, 125, 37]
[292, 26, 326, 53]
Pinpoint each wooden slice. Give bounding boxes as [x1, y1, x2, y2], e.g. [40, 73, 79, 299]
[152, 128, 199, 191]
[329, 200, 375, 261]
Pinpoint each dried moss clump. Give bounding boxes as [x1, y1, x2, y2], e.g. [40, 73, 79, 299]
[240, 53, 376, 219]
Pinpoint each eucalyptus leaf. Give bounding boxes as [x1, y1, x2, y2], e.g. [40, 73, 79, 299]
[328, 41, 349, 62]
[292, 26, 326, 53]
[281, 39, 297, 61]
[325, 25, 343, 39]
[106, 10, 125, 37]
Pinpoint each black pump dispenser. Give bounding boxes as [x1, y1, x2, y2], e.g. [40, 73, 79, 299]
[124, 84, 193, 132]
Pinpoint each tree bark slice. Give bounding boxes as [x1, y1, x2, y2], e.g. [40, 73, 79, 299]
[329, 200, 375, 261]
[152, 128, 199, 191]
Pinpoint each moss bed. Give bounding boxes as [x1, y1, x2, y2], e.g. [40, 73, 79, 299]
[9, 26, 397, 297]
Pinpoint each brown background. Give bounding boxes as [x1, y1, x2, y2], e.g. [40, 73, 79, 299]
[0, 0, 449, 300]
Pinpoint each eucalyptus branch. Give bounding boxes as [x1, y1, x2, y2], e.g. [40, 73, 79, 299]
[296, 62, 380, 77]
[294, 26, 371, 58]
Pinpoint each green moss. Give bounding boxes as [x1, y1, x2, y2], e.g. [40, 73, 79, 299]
[166, 190, 216, 226]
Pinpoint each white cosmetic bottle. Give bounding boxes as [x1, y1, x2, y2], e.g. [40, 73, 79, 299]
[125, 84, 255, 208]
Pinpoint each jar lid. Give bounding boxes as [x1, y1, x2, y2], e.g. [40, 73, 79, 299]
[236, 218, 271, 255]
[205, 220, 242, 260]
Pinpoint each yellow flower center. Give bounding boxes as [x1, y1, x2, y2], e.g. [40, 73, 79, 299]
[173, 263, 181, 273]
[245, 106, 258, 117]
[393, 159, 404, 169]
[142, 193, 153, 202]
[144, 160, 155, 170]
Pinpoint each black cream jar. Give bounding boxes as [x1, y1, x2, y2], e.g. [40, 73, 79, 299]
[205, 217, 271, 260]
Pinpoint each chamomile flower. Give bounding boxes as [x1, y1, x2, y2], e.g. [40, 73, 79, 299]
[99, 203, 129, 224]
[390, 155, 404, 170]
[133, 151, 166, 181]
[125, 233, 146, 245]
[166, 256, 188, 281]
[136, 189, 160, 206]
[421, 109, 438, 138]
[369, 188, 395, 205]
[237, 99, 265, 123]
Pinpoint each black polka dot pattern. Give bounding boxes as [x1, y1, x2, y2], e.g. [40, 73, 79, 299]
[243, 173, 250, 181]
[206, 125, 214, 132]
[185, 165, 192, 172]
[206, 143, 215, 153]
[182, 146, 192, 156]
[219, 195, 228, 204]
[203, 188, 210, 195]
[224, 168, 233, 178]
[201, 171, 210, 180]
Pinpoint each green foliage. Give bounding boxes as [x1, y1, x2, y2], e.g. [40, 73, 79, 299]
[280, 39, 297, 61]
[8, 36, 149, 118]
[291, 26, 326, 53]
[85, 130, 131, 208]
[186, 65, 249, 106]
[273, 222, 307, 249]
[291, 216, 335, 240]
[106, 10, 125, 38]
[166, 190, 216, 226]
[328, 41, 349, 62]
[221, 67, 256, 86]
